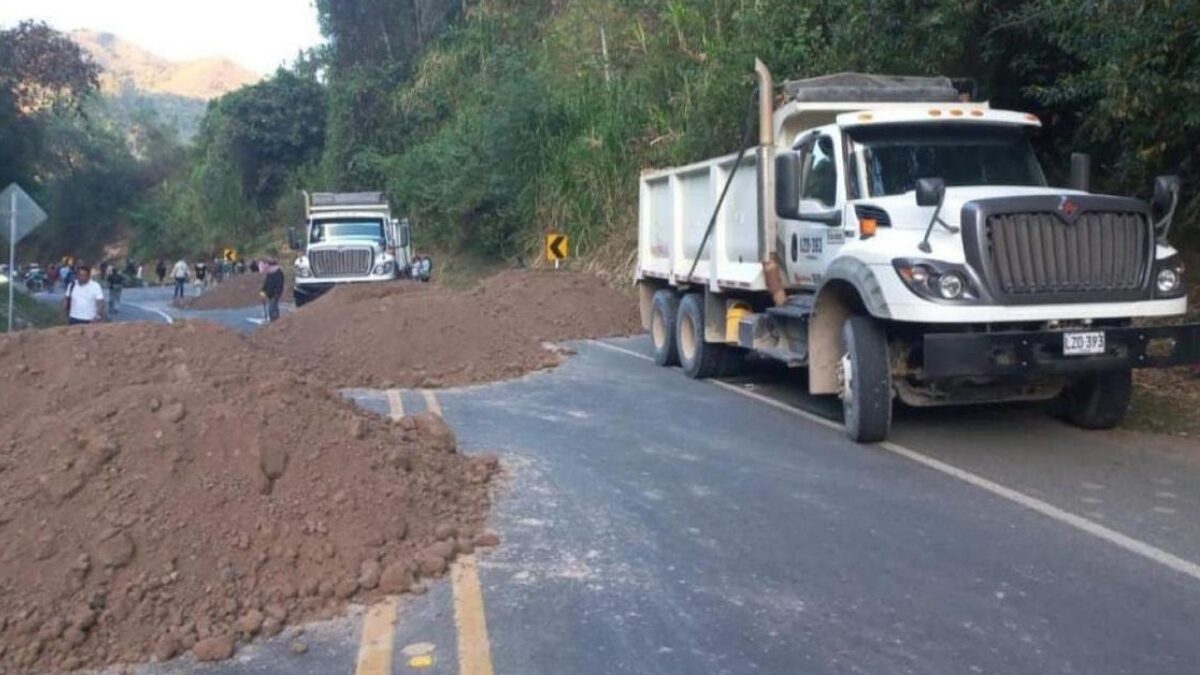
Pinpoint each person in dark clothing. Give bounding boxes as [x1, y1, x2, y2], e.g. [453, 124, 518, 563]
[106, 267, 125, 313]
[155, 259, 167, 286]
[260, 259, 286, 322]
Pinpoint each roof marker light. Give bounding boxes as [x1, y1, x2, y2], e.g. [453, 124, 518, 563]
[949, 109, 964, 117]
[857, 113, 874, 121]
[928, 109, 942, 117]
[970, 109, 984, 117]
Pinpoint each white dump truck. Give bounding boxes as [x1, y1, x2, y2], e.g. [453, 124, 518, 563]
[288, 192, 412, 306]
[636, 63, 1198, 442]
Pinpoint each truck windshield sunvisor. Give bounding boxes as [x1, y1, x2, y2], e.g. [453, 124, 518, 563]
[848, 123, 1046, 198]
[310, 219, 385, 243]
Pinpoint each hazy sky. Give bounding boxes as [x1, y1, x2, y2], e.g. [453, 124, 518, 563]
[0, 0, 323, 73]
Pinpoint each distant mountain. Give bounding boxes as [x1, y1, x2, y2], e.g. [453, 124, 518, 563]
[71, 30, 261, 140]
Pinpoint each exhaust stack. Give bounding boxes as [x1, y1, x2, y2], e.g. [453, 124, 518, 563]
[755, 59, 787, 306]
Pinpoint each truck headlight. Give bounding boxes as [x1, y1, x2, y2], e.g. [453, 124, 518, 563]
[1157, 267, 1181, 295]
[893, 259, 981, 303]
[373, 261, 394, 276]
[1153, 255, 1185, 298]
[937, 272, 967, 300]
[294, 258, 312, 278]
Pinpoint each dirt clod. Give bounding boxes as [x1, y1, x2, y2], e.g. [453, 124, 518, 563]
[192, 634, 235, 662]
[473, 532, 501, 548]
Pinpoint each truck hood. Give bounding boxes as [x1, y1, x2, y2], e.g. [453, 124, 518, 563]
[854, 186, 1090, 230]
[307, 240, 386, 253]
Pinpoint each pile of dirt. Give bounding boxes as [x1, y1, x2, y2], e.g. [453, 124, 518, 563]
[175, 273, 293, 311]
[0, 322, 498, 673]
[469, 269, 642, 343]
[254, 270, 640, 389]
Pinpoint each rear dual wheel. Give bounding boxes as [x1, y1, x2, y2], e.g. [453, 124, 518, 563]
[651, 290, 742, 377]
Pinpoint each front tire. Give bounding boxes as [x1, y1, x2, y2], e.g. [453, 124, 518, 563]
[1059, 369, 1132, 430]
[651, 290, 680, 367]
[839, 316, 892, 443]
[677, 293, 723, 379]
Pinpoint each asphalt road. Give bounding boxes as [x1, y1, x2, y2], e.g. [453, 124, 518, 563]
[28, 289, 1200, 674]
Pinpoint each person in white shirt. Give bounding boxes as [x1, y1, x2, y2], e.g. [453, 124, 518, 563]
[171, 259, 189, 299]
[62, 266, 106, 325]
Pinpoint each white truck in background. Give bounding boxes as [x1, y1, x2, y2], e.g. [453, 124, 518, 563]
[288, 192, 412, 306]
[637, 63, 1198, 443]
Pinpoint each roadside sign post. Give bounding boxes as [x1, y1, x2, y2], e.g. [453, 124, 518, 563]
[545, 234, 569, 269]
[1, 183, 49, 333]
[7, 189, 15, 333]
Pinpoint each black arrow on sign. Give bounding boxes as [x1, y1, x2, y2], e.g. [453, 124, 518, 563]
[549, 235, 566, 260]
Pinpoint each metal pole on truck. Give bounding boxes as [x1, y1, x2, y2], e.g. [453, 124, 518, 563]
[7, 189, 15, 333]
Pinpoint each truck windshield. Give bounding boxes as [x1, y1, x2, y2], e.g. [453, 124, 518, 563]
[847, 123, 1046, 198]
[310, 219, 384, 243]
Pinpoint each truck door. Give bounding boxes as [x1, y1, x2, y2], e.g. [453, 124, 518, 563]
[781, 132, 846, 289]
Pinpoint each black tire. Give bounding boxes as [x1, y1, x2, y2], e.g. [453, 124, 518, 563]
[677, 293, 723, 379]
[1059, 369, 1132, 430]
[840, 315, 893, 443]
[651, 290, 680, 367]
[293, 290, 309, 308]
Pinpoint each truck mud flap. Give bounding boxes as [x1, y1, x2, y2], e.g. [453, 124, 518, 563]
[923, 324, 1200, 379]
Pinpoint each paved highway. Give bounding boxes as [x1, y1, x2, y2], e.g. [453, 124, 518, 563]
[35, 287, 1200, 674]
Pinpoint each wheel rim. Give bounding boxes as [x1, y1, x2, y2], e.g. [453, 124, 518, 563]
[652, 309, 666, 349]
[838, 351, 854, 417]
[679, 311, 697, 361]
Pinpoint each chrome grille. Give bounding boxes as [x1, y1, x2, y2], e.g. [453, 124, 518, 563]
[985, 211, 1149, 296]
[309, 248, 372, 278]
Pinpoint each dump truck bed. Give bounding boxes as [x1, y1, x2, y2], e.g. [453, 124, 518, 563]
[637, 151, 768, 292]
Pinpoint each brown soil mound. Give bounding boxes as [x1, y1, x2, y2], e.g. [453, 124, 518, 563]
[254, 270, 640, 389]
[0, 322, 497, 673]
[175, 273, 293, 311]
[470, 269, 642, 342]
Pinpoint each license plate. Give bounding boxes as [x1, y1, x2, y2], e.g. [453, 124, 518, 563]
[1063, 331, 1106, 356]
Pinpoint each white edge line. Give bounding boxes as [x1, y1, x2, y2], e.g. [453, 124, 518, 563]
[124, 303, 174, 325]
[588, 338, 1200, 584]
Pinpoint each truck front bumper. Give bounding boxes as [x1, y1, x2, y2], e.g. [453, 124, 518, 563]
[923, 324, 1200, 379]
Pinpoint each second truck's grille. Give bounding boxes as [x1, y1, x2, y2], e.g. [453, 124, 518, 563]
[310, 248, 372, 278]
[985, 211, 1149, 296]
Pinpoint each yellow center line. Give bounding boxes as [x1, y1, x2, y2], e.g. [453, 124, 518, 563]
[451, 554, 496, 675]
[387, 389, 405, 420]
[421, 389, 444, 417]
[354, 598, 398, 675]
[425, 389, 496, 674]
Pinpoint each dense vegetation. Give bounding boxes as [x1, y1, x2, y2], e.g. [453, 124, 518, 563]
[0, 21, 186, 262]
[7, 2, 1200, 264]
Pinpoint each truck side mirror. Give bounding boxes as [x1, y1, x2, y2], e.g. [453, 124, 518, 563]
[1153, 175, 1181, 239]
[287, 227, 301, 252]
[775, 152, 802, 220]
[915, 178, 945, 207]
[1154, 175, 1181, 214]
[1070, 153, 1091, 192]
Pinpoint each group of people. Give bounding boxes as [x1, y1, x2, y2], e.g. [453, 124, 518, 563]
[409, 255, 433, 282]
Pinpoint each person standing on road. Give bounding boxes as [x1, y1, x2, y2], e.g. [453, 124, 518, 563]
[155, 259, 167, 286]
[260, 259, 285, 322]
[171, 258, 189, 299]
[106, 266, 125, 314]
[62, 265, 105, 325]
[195, 260, 208, 288]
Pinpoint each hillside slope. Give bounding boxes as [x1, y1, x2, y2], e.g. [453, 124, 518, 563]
[72, 29, 260, 99]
